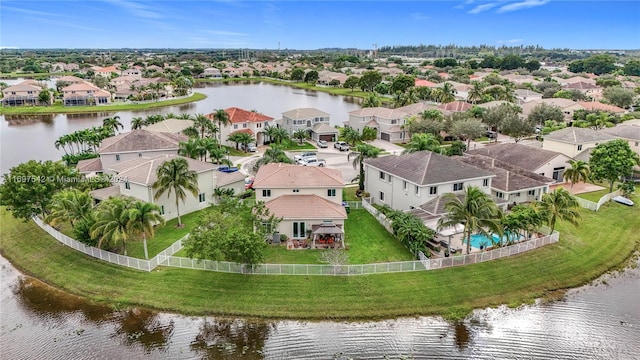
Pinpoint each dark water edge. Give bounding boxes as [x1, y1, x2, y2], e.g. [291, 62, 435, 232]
[1, 254, 638, 360]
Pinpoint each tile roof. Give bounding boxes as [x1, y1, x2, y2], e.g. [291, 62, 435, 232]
[76, 158, 103, 173]
[216, 171, 246, 187]
[217, 107, 274, 124]
[601, 124, 640, 141]
[564, 82, 600, 90]
[476, 100, 511, 109]
[437, 101, 472, 112]
[144, 119, 194, 134]
[61, 82, 102, 92]
[348, 107, 408, 119]
[2, 83, 42, 93]
[395, 102, 440, 116]
[109, 155, 215, 185]
[364, 151, 494, 186]
[457, 154, 552, 192]
[312, 123, 338, 134]
[543, 127, 616, 144]
[467, 143, 567, 172]
[577, 101, 626, 113]
[282, 107, 330, 119]
[265, 194, 347, 220]
[99, 129, 186, 153]
[90, 185, 121, 200]
[415, 79, 438, 87]
[253, 163, 344, 188]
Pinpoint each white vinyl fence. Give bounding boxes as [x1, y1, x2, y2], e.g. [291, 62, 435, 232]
[575, 189, 621, 212]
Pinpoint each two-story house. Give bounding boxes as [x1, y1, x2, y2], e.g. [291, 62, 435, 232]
[542, 127, 616, 158]
[602, 123, 640, 157]
[346, 107, 409, 143]
[77, 129, 187, 175]
[277, 107, 338, 142]
[90, 154, 244, 221]
[467, 143, 572, 183]
[1, 81, 46, 106]
[61, 81, 111, 106]
[209, 107, 275, 146]
[252, 163, 347, 240]
[363, 151, 496, 211]
[521, 99, 585, 122]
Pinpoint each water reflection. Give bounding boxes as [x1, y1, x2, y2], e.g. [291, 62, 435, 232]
[190, 319, 272, 359]
[453, 321, 472, 350]
[4, 114, 55, 126]
[111, 309, 174, 353]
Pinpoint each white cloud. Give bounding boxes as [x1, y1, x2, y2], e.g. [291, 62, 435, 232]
[497, 0, 550, 13]
[3, 6, 65, 17]
[103, 0, 163, 19]
[497, 39, 524, 44]
[411, 12, 429, 20]
[468, 2, 499, 14]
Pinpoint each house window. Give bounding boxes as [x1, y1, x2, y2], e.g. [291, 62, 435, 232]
[198, 193, 206, 202]
[256, 123, 262, 128]
[233, 124, 238, 129]
[429, 186, 437, 195]
[528, 190, 536, 196]
[293, 189, 299, 193]
[483, 179, 489, 187]
[496, 192, 504, 199]
[391, 119, 397, 125]
[243, 123, 247, 128]
[379, 191, 385, 202]
[264, 122, 269, 127]
[453, 183, 463, 191]
[262, 189, 271, 197]
[387, 174, 391, 182]
[577, 144, 583, 151]
[379, 171, 385, 180]
[115, 154, 120, 161]
[403, 181, 407, 191]
[292, 221, 306, 238]
[635, 142, 639, 147]
[515, 192, 521, 197]
[159, 206, 165, 215]
[327, 189, 336, 197]
[415, 186, 420, 195]
[125, 181, 130, 190]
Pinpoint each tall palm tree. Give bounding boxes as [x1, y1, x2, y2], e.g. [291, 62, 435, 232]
[292, 129, 309, 145]
[178, 139, 202, 160]
[253, 145, 293, 171]
[348, 144, 381, 191]
[192, 113, 218, 139]
[402, 133, 442, 154]
[127, 201, 165, 259]
[342, 126, 361, 146]
[152, 158, 199, 227]
[535, 188, 582, 233]
[211, 109, 230, 146]
[131, 117, 145, 130]
[563, 160, 590, 189]
[45, 189, 93, 228]
[467, 81, 485, 104]
[91, 197, 133, 255]
[102, 116, 124, 134]
[209, 146, 230, 165]
[437, 186, 502, 255]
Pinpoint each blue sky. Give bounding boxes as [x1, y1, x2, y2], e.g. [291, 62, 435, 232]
[2, 1, 639, 50]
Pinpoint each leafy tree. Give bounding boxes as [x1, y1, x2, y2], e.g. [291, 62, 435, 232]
[90, 197, 134, 254]
[499, 54, 525, 70]
[342, 126, 361, 146]
[348, 144, 381, 191]
[618, 181, 636, 198]
[524, 59, 541, 72]
[500, 114, 535, 143]
[362, 93, 382, 108]
[387, 211, 435, 257]
[361, 126, 377, 141]
[574, 112, 616, 130]
[527, 103, 565, 125]
[553, 89, 588, 101]
[343, 75, 360, 91]
[437, 186, 502, 255]
[623, 60, 640, 76]
[290, 68, 305, 81]
[359, 70, 382, 91]
[582, 55, 617, 75]
[535, 188, 581, 233]
[292, 129, 309, 144]
[127, 201, 165, 259]
[152, 158, 199, 227]
[304, 70, 319, 84]
[589, 139, 640, 193]
[445, 140, 467, 156]
[402, 133, 442, 154]
[390, 74, 415, 93]
[433, 58, 458, 68]
[595, 77, 622, 88]
[602, 86, 635, 109]
[191, 113, 218, 139]
[563, 160, 590, 189]
[45, 189, 93, 228]
[0, 160, 81, 220]
[449, 117, 486, 149]
[535, 80, 562, 98]
[374, 82, 390, 94]
[38, 88, 51, 105]
[482, 103, 521, 141]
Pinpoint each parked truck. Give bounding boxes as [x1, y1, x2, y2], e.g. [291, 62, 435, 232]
[297, 157, 326, 167]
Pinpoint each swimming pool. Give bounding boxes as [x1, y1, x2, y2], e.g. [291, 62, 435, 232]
[469, 233, 521, 249]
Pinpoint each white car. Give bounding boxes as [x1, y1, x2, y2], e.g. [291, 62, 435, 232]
[317, 140, 328, 148]
[297, 157, 326, 167]
[334, 141, 350, 151]
[293, 152, 317, 162]
[240, 143, 257, 152]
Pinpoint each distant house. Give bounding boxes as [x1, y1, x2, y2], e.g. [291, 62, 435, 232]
[121, 68, 141, 76]
[277, 107, 338, 142]
[1, 81, 46, 106]
[61, 81, 111, 106]
[94, 129, 187, 174]
[90, 154, 243, 221]
[542, 127, 616, 158]
[577, 101, 626, 114]
[601, 123, 640, 157]
[56, 75, 85, 85]
[95, 65, 120, 78]
[203, 67, 222, 78]
[252, 163, 347, 240]
[521, 99, 585, 122]
[437, 101, 472, 113]
[208, 107, 275, 146]
[363, 151, 495, 211]
[514, 89, 543, 104]
[346, 107, 409, 143]
[467, 143, 571, 183]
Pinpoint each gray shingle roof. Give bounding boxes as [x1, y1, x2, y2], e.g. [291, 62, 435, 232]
[282, 107, 330, 119]
[457, 155, 552, 192]
[364, 151, 494, 186]
[109, 155, 215, 185]
[467, 143, 567, 172]
[601, 124, 640, 141]
[544, 127, 616, 144]
[99, 129, 187, 153]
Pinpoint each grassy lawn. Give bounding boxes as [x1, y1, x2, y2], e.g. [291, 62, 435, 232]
[279, 140, 316, 151]
[0, 93, 207, 115]
[343, 186, 360, 201]
[576, 189, 611, 202]
[1, 194, 638, 320]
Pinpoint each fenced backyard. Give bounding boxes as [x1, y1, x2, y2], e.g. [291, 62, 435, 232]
[575, 189, 622, 211]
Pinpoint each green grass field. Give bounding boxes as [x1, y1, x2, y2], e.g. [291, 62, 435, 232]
[1, 195, 638, 320]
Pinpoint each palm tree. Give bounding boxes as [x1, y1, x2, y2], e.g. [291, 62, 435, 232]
[131, 117, 145, 130]
[152, 158, 199, 227]
[348, 144, 381, 191]
[563, 160, 590, 189]
[437, 186, 502, 255]
[253, 145, 293, 171]
[236, 132, 255, 152]
[535, 188, 582, 233]
[467, 81, 485, 104]
[402, 133, 442, 154]
[211, 109, 230, 146]
[209, 146, 230, 165]
[127, 201, 165, 259]
[292, 129, 309, 145]
[90, 197, 133, 255]
[342, 126, 361, 146]
[178, 139, 203, 160]
[192, 113, 218, 139]
[362, 94, 381, 108]
[45, 189, 93, 228]
[102, 116, 124, 134]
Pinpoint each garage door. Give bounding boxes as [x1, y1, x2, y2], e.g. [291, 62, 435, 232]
[319, 134, 334, 142]
[381, 132, 390, 141]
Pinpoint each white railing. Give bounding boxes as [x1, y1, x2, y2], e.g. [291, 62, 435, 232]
[575, 189, 621, 212]
[361, 200, 394, 234]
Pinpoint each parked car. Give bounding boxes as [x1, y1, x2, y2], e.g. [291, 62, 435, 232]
[240, 143, 257, 152]
[334, 141, 350, 151]
[297, 157, 326, 167]
[317, 140, 328, 148]
[486, 131, 497, 139]
[293, 151, 317, 162]
[244, 177, 255, 190]
[217, 165, 239, 173]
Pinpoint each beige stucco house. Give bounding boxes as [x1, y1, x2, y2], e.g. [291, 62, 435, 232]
[346, 107, 409, 143]
[521, 99, 585, 122]
[363, 151, 495, 211]
[252, 163, 347, 240]
[601, 123, 640, 157]
[61, 81, 111, 106]
[1, 81, 47, 106]
[542, 127, 616, 158]
[207, 107, 275, 146]
[277, 107, 338, 142]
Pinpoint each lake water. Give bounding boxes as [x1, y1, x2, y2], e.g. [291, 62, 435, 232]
[0, 80, 362, 174]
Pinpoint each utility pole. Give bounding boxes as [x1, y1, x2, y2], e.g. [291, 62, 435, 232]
[372, 43, 378, 59]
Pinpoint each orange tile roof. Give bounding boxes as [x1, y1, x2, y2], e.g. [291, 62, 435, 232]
[577, 101, 625, 113]
[231, 128, 255, 135]
[415, 79, 437, 87]
[221, 107, 274, 124]
[265, 194, 347, 220]
[253, 163, 343, 188]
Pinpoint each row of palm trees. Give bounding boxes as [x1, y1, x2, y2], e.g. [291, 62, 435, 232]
[54, 116, 123, 155]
